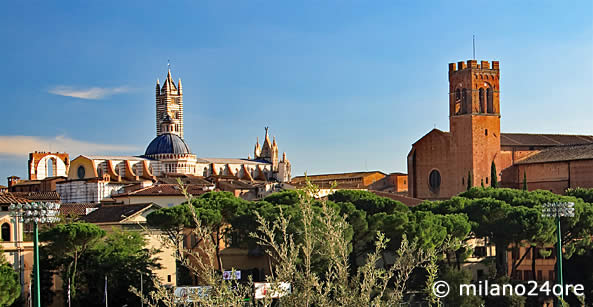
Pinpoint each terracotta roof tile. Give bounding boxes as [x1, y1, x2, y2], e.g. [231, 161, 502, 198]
[515, 143, 593, 165]
[500, 133, 593, 147]
[11, 191, 61, 202]
[60, 203, 100, 216]
[0, 193, 31, 204]
[291, 171, 386, 182]
[114, 184, 212, 197]
[81, 203, 155, 223]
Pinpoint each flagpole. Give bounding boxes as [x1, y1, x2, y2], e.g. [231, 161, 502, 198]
[68, 279, 71, 307]
[140, 274, 144, 307]
[105, 275, 108, 307]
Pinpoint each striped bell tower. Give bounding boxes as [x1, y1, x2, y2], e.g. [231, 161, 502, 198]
[155, 68, 184, 137]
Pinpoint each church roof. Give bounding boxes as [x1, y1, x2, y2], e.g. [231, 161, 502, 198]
[501, 133, 593, 147]
[196, 158, 270, 165]
[81, 155, 150, 161]
[411, 129, 593, 148]
[145, 133, 192, 156]
[515, 143, 593, 165]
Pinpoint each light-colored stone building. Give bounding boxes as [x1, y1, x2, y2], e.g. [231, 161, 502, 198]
[55, 68, 292, 204]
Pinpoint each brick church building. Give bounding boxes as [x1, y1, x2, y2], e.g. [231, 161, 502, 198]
[408, 60, 593, 199]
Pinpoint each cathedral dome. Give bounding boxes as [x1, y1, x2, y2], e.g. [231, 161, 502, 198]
[145, 133, 192, 156]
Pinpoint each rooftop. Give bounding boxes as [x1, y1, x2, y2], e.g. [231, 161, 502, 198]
[291, 171, 386, 182]
[81, 203, 156, 224]
[501, 133, 593, 147]
[196, 158, 270, 165]
[0, 193, 31, 204]
[113, 184, 212, 197]
[11, 191, 61, 202]
[515, 143, 593, 165]
[60, 203, 101, 217]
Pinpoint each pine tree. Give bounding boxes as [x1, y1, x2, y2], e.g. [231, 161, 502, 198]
[467, 171, 472, 191]
[490, 161, 498, 188]
[481, 179, 484, 188]
[522, 170, 528, 191]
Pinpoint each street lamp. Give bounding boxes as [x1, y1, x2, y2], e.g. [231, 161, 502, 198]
[542, 202, 575, 306]
[9, 202, 61, 307]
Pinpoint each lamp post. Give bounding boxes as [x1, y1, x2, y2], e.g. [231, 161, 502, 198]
[542, 202, 575, 307]
[9, 202, 61, 307]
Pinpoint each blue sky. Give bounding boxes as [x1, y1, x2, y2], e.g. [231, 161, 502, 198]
[1, 0, 592, 181]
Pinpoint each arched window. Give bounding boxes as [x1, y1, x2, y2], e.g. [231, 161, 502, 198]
[479, 88, 485, 113]
[487, 88, 493, 113]
[429, 170, 441, 193]
[47, 158, 56, 177]
[462, 89, 468, 114]
[1, 223, 10, 242]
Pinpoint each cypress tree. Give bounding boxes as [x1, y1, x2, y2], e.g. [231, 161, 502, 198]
[491, 161, 498, 188]
[481, 179, 485, 188]
[523, 170, 528, 191]
[467, 170, 472, 191]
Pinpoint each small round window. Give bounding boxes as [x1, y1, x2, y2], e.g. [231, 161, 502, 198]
[429, 170, 441, 192]
[77, 166, 86, 179]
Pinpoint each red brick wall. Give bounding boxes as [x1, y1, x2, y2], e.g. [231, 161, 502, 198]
[570, 160, 593, 188]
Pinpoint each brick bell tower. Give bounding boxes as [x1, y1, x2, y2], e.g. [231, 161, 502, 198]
[155, 68, 184, 137]
[448, 60, 501, 190]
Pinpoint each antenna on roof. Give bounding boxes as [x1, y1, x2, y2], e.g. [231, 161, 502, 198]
[472, 35, 476, 60]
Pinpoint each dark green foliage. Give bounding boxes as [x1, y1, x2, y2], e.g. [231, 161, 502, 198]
[482, 276, 526, 306]
[491, 161, 498, 188]
[522, 171, 528, 191]
[0, 247, 21, 306]
[77, 229, 161, 307]
[329, 190, 408, 215]
[467, 171, 472, 191]
[39, 223, 160, 306]
[438, 266, 484, 307]
[566, 187, 593, 203]
[262, 190, 302, 206]
[40, 222, 106, 302]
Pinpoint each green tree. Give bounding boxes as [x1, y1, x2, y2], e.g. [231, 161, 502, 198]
[467, 170, 472, 190]
[438, 266, 483, 306]
[77, 229, 161, 306]
[0, 246, 21, 306]
[522, 170, 527, 191]
[491, 161, 498, 188]
[40, 222, 105, 302]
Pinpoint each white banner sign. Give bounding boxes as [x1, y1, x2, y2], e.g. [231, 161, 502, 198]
[174, 286, 211, 303]
[223, 270, 241, 280]
[254, 282, 291, 299]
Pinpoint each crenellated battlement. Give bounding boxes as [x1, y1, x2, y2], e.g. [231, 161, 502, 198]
[449, 60, 500, 72]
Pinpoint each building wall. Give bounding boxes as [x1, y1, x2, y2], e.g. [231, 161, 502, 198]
[507, 243, 556, 282]
[29, 152, 69, 180]
[115, 195, 187, 208]
[0, 213, 34, 303]
[57, 180, 127, 203]
[408, 130, 454, 199]
[501, 159, 593, 194]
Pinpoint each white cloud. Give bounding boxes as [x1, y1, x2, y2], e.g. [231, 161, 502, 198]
[0, 135, 139, 156]
[48, 86, 130, 100]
